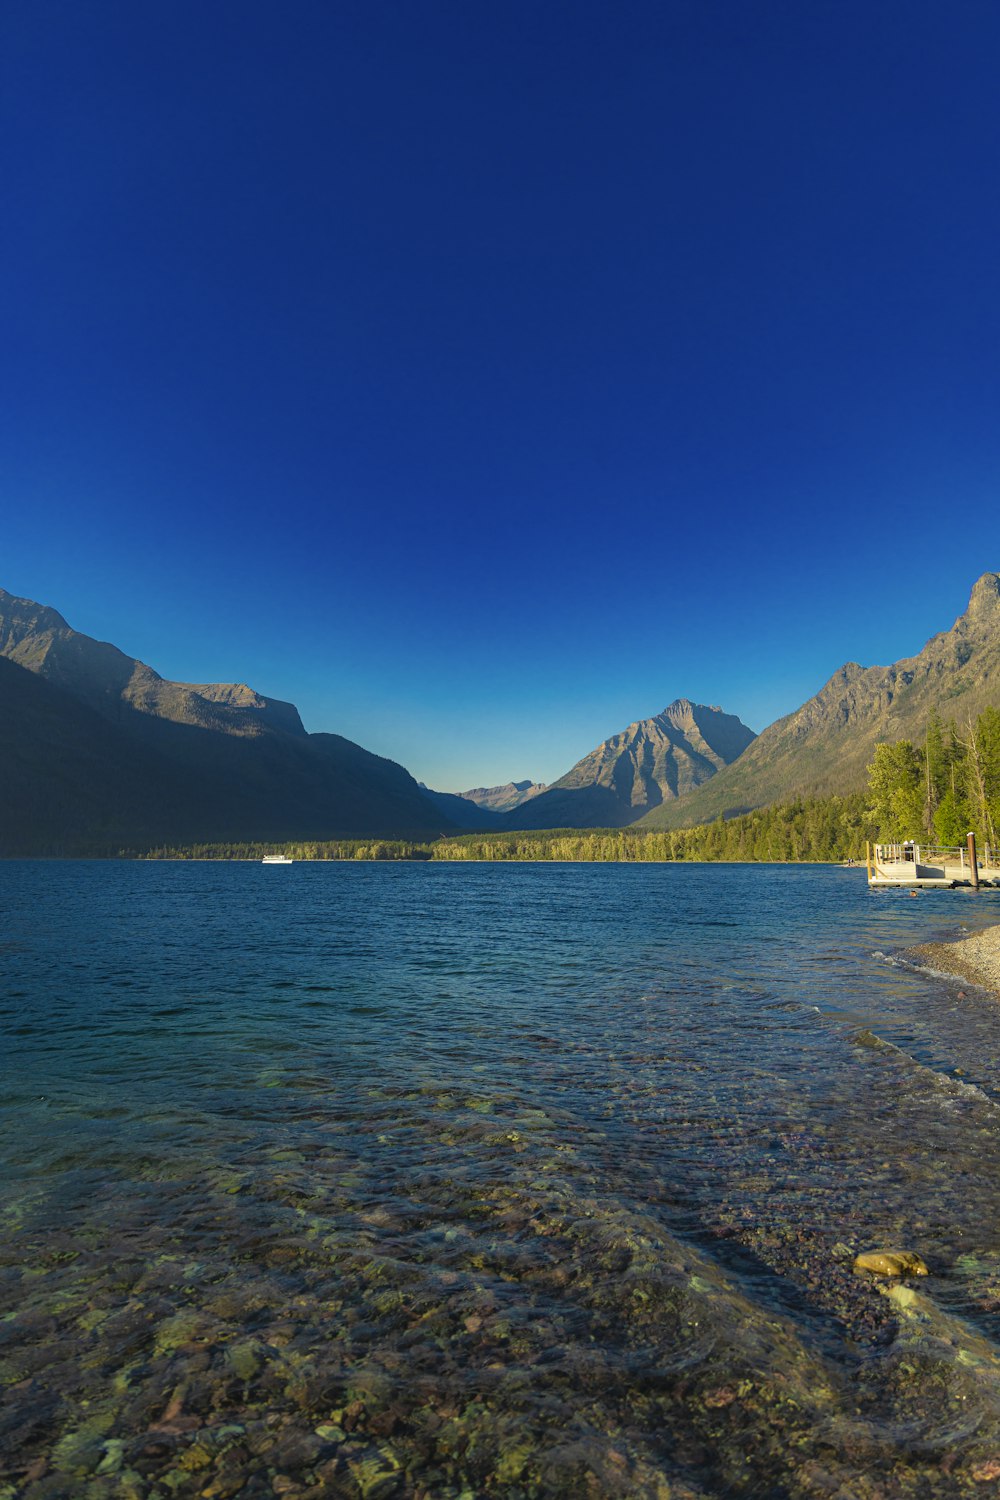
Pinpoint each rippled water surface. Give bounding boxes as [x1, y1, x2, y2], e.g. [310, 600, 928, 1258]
[5, 861, 1000, 1498]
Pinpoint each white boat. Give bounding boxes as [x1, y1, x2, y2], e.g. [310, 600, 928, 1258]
[262, 854, 294, 864]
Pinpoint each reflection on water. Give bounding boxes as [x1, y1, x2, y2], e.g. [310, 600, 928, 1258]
[4, 862, 1000, 1496]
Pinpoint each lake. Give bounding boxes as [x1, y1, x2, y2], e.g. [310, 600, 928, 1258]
[4, 861, 1000, 1498]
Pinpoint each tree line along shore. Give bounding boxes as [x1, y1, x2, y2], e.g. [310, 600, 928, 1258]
[132, 707, 1000, 865]
[136, 796, 873, 863]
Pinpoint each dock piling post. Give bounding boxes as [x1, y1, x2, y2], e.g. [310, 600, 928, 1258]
[866, 840, 872, 883]
[967, 832, 980, 890]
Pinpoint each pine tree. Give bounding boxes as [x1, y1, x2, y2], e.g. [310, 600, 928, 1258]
[867, 741, 924, 838]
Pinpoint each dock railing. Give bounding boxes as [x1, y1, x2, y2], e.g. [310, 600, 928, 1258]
[867, 837, 1000, 887]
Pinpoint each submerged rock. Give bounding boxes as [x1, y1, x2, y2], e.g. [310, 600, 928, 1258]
[853, 1250, 929, 1278]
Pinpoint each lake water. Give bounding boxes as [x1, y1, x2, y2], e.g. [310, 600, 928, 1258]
[4, 861, 1000, 1498]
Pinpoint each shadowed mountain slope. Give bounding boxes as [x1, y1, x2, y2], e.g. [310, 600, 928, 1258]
[418, 788, 505, 830]
[420, 779, 548, 830]
[506, 700, 757, 830]
[638, 572, 1000, 830]
[0, 655, 193, 854]
[0, 588, 452, 850]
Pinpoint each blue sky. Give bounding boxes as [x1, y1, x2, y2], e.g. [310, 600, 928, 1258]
[2, 1, 998, 789]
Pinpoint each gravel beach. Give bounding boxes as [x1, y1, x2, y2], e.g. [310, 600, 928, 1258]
[912, 922, 1000, 994]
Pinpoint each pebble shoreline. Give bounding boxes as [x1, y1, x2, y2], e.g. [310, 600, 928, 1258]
[911, 921, 1000, 994]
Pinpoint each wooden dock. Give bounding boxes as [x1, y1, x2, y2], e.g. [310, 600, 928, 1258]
[867, 836, 1000, 889]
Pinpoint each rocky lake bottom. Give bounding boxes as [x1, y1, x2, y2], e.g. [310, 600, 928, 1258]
[5, 861, 1000, 1498]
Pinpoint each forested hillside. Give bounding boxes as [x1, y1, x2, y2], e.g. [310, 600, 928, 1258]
[640, 573, 1000, 828]
[866, 707, 1000, 846]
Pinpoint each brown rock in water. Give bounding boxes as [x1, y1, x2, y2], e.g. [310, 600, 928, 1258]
[853, 1250, 929, 1278]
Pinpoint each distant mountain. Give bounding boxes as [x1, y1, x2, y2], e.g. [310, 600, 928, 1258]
[506, 700, 757, 830]
[460, 780, 548, 813]
[13, 573, 998, 854]
[417, 780, 547, 829]
[638, 572, 1000, 830]
[419, 787, 505, 830]
[0, 588, 453, 852]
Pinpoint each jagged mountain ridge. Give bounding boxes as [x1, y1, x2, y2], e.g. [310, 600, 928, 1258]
[9, 574, 998, 851]
[0, 588, 452, 851]
[461, 780, 548, 813]
[418, 778, 549, 830]
[638, 572, 1000, 830]
[506, 699, 757, 830]
[0, 588, 304, 737]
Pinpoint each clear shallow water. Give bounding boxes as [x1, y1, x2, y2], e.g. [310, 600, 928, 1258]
[4, 863, 1000, 1498]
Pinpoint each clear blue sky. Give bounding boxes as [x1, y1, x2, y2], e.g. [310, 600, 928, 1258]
[2, 1, 998, 790]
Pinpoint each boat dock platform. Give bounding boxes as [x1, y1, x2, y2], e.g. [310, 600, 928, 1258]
[867, 838, 1000, 889]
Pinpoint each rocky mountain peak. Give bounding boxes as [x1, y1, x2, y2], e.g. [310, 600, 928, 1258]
[639, 569, 1000, 829]
[966, 571, 1000, 622]
[657, 698, 696, 727]
[505, 700, 756, 829]
[0, 588, 71, 651]
[0, 586, 306, 737]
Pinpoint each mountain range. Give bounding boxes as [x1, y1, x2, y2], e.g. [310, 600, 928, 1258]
[2, 573, 998, 852]
[0, 588, 453, 853]
[461, 780, 548, 813]
[501, 700, 756, 829]
[633, 571, 1000, 830]
[420, 704, 756, 832]
[417, 779, 548, 829]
